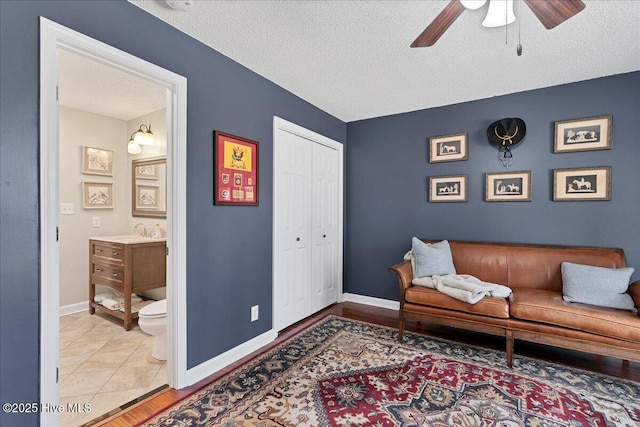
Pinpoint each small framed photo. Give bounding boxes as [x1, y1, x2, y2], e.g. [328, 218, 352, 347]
[553, 166, 611, 201]
[485, 171, 531, 202]
[554, 115, 612, 153]
[83, 182, 114, 209]
[135, 163, 158, 180]
[82, 147, 113, 176]
[429, 174, 468, 202]
[429, 132, 468, 163]
[214, 130, 259, 206]
[135, 185, 159, 210]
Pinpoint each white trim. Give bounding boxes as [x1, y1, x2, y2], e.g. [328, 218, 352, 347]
[184, 329, 278, 386]
[341, 293, 400, 311]
[59, 301, 89, 317]
[39, 18, 188, 427]
[272, 117, 344, 332]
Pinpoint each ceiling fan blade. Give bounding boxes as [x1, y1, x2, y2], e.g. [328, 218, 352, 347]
[523, 0, 586, 29]
[411, 0, 466, 48]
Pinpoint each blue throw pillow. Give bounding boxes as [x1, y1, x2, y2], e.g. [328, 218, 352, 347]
[412, 238, 456, 279]
[561, 262, 636, 312]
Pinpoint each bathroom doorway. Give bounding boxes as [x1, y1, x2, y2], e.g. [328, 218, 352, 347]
[39, 18, 187, 427]
[57, 47, 168, 425]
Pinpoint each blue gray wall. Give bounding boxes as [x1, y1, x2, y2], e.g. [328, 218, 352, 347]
[345, 72, 640, 301]
[0, 1, 345, 425]
[1, 1, 638, 425]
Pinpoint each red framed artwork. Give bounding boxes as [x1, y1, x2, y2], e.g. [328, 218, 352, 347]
[213, 131, 259, 205]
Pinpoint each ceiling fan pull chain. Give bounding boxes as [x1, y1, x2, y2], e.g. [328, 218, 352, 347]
[505, 0, 511, 45]
[517, 0, 523, 56]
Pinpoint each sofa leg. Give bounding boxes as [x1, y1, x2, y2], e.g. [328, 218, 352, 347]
[398, 313, 405, 342]
[506, 330, 514, 368]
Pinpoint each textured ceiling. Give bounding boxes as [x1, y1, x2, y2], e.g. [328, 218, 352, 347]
[60, 1, 640, 123]
[58, 49, 166, 121]
[128, 0, 640, 122]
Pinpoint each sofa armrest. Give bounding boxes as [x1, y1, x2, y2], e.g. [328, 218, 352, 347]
[388, 261, 413, 308]
[629, 280, 640, 312]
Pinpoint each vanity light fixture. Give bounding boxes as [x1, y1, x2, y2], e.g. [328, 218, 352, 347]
[127, 124, 155, 154]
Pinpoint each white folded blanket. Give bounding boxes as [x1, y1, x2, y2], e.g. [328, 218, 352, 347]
[101, 298, 121, 311]
[412, 274, 511, 304]
[96, 292, 143, 312]
[94, 292, 117, 303]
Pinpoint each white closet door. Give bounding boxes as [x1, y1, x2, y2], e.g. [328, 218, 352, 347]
[311, 142, 339, 312]
[274, 130, 313, 330]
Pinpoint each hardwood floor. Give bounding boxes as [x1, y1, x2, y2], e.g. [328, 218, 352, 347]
[91, 301, 639, 426]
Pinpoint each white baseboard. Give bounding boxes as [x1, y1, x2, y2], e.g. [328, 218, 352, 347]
[184, 328, 278, 387]
[59, 301, 89, 316]
[341, 293, 399, 311]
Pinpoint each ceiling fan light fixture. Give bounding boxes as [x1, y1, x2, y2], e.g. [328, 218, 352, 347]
[460, 0, 487, 10]
[482, 0, 516, 27]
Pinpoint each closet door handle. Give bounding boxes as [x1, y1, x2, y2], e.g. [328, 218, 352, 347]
[323, 234, 326, 238]
[296, 237, 300, 242]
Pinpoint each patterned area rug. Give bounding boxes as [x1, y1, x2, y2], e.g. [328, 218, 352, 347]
[144, 316, 640, 426]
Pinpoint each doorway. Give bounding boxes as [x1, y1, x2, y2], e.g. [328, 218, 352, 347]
[39, 18, 187, 427]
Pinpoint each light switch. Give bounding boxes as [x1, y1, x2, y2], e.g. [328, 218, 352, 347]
[60, 203, 75, 215]
[92, 217, 101, 228]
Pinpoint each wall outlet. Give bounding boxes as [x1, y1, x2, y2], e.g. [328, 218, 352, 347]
[92, 217, 101, 228]
[251, 305, 259, 322]
[60, 203, 75, 215]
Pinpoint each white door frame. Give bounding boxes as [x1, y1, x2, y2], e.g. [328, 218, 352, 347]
[39, 18, 188, 426]
[272, 116, 344, 332]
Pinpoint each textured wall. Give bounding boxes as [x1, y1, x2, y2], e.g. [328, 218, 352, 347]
[0, 1, 345, 425]
[345, 72, 640, 301]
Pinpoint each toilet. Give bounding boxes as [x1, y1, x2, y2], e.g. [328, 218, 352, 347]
[138, 299, 167, 361]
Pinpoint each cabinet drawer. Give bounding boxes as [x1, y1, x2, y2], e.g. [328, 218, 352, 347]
[93, 243, 123, 263]
[92, 264, 123, 283]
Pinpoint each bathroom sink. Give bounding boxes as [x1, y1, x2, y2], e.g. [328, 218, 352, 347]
[92, 235, 166, 244]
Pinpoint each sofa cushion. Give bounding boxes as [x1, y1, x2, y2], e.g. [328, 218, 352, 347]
[405, 286, 509, 319]
[561, 262, 636, 312]
[510, 289, 640, 342]
[412, 238, 456, 278]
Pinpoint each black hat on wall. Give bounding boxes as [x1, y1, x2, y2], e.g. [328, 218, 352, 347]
[487, 118, 526, 149]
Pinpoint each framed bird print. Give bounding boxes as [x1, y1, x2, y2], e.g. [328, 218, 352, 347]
[213, 130, 259, 206]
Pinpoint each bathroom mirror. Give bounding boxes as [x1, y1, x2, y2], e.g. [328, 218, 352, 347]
[132, 156, 166, 218]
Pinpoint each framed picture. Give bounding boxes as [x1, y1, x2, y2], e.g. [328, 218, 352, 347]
[82, 182, 113, 209]
[429, 132, 468, 163]
[82, 147, 113, 176]
[553, 166, 611, 201]
[485, 171, 531, 202]
[428, 174, 468, 202]
[135, 185, 159, 210]
[214, 130, 259, 206]
[134, 163, 158, 179]
[132, 157, 166, 218]
[554, 115, 612, 153]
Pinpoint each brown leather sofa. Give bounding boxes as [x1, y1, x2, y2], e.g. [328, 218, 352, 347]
[388, 240, 640, 367]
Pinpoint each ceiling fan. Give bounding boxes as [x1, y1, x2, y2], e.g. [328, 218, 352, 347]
[411, 0, 586, 48]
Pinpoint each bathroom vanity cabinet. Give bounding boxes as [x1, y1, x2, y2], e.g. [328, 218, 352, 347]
[89, 236, 166, 330]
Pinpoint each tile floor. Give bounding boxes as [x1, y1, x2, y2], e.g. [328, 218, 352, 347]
[59, 311, 167, 426]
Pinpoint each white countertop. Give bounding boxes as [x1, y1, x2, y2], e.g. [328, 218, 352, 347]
[90, 235, 166, 244]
